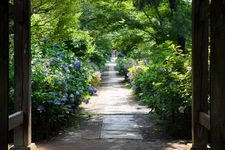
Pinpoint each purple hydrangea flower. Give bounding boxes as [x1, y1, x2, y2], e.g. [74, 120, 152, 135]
[37, 105, 46, 113]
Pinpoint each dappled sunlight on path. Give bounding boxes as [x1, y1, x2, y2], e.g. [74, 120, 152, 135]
[37, 57, 187, 150]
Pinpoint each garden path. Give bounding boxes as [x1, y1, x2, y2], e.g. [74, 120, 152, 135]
[37, 57, 187, 150]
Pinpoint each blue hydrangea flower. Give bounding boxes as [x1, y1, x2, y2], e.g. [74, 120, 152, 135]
[54, 99, 61, 105]
[75, 91, 80, 96]
[69, 94, 74, 98]
[131, 85, 137, 91]
[50, 57, 57, 64]
[37, 105, 46, 113]
[61, 96, 68, 101]
[64, 66, 70, 73]
[88, 87, 94, 95]
[59, 53, 65, 59]
[74, 61, 82, 69]
[43, 70, 49, 75]
[55, 53, 65, 59]
[65, 104, 72, 109]
[93, 87, 97, 93]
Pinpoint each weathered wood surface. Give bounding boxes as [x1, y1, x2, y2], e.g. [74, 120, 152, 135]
[8, 111, 24, 131]
[0, 0, 9, 150]
[191, 0, 209, 149]
[210, 0, 225, 149]
[13, 0, 32, 148]
[199, 112, 210, 130]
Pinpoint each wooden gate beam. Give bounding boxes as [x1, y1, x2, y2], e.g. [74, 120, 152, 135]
[191, 0, 209, 149]
[0, 0, 9, 150]
[210, 0, 225, 149]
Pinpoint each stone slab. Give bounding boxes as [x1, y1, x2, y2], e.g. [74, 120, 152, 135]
[101, 130, 143, 140]
[102, 123, 139, 131]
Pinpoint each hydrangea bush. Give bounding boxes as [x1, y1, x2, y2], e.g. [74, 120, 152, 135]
[116, 41, 192, 137]
[31, 40, 103, 137]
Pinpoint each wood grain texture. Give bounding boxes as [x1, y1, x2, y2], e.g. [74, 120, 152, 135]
[0, 0, 9, 149]
[210, 0, 225, 149]
[14, 0, 32, 148]
[191, 0, 209, 149]
[199, 112, 210, 130]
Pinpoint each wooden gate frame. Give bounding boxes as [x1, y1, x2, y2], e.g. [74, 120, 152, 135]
[0, 0, 38, 150]
[192, 0, 225, 149]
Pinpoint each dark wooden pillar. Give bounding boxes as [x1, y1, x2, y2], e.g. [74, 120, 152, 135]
[0, 0, 9, 149]
[210, 0, 225, 149]
[192, 0, 209, 149]
[13, 0, 32, 149]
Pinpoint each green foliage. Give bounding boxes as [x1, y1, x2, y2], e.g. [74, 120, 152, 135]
[116, 57, 136, 80]
[125, 41, 192, 137]
[127, 60, 148, 82]
[89, 71, 102, 87]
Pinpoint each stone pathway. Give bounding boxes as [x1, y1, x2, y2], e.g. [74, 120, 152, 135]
[37, 58, 187, 150]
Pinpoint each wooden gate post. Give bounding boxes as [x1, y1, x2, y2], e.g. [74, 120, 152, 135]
[12, 0, 38, 149]
[191, 0, 209, 149]
[210, 0, 225, 149]
[0, 0, 9, 149]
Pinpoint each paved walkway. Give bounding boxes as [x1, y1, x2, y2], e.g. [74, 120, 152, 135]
[37, 58, 187, 150]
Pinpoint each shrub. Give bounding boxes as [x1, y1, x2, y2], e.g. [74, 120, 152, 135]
[115, 57, 136, 80]
[31, 41, 100, 138]
[127, 41, 192, 137]
[127, 61, 148, 83]
[89, 71, 102, 87]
